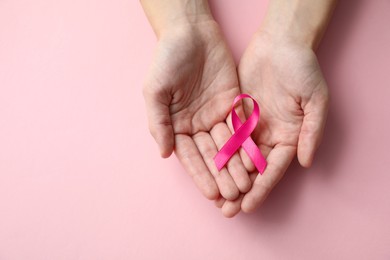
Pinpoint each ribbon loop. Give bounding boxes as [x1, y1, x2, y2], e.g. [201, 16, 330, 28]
[213, 94, 267, 174]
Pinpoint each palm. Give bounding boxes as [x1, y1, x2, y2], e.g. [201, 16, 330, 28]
[153, 28, 237, 135]
[236, 34, 329, 212]
[144, 22, 251, 201]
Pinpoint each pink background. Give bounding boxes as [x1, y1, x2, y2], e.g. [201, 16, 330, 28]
[1, 0, 390, 259]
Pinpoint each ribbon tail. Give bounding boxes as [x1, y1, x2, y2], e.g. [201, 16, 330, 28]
[241, 137, 267, 174]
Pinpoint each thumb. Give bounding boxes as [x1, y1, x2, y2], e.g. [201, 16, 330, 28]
[143, 87, 174, 158]
[297, 84, 329, 168]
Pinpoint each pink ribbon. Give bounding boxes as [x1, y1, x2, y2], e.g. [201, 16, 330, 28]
[214, 94, 267, 174]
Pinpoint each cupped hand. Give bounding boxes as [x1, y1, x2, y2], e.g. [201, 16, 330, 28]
[143, 20, 252, 201]
[219, 32, 329, 216]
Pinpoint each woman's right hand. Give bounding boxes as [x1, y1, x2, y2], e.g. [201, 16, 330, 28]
[143, 19, 252, 202]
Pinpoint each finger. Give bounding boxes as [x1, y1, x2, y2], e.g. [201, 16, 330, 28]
[248, 171, 258, 184]
[241, 145, 296, 213]
[238, 142, 273, 174]
[221, 194, 244, 218]
[220, 165, 260, 218]
[219, 173, 257, 217]
[143, 88, 174, 158]
[193, 131, 240, 201]
[298, 84, 329, 167]
[238, 149, 256, 172]
[174, 134, 219, 200]
[214, 195, 226, 208]
[210, 122, 252, 193]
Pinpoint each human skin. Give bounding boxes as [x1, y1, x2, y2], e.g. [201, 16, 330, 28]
[216, 0, 338, 217]
[140, 0, 337, 218]
[140, 0, 252, 202]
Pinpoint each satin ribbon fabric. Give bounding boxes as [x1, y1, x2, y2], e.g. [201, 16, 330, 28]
[213, 94, 267, 174]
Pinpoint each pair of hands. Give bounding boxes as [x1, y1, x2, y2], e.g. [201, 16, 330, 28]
[143, 19, 329, 217]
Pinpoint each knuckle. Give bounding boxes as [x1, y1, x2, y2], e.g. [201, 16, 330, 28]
[203, 147, 216, 160]
[179, 147, 196, 163]
[255, 178, 273, 194]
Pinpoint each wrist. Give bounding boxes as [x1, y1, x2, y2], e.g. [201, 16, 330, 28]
[259, 14, 321, 51]
[140, 0, 215, 39]
[245, 30, 315, 69]
[256, 25, 319, 51]
[258, 0, 337, 50]
[156, 19, 223, 55]
[158, 16, 216, 41]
